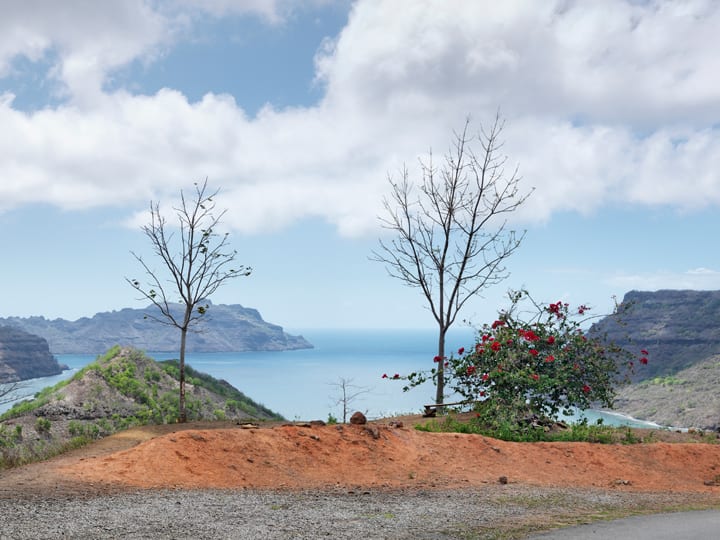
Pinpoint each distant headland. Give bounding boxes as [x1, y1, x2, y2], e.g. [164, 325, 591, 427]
[0, 302, 312, 355]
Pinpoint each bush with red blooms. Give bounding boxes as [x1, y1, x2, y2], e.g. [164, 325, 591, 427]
[402, 290, 648, 431]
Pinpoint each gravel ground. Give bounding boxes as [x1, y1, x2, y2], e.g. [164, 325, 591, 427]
[1, 486, 716, 540]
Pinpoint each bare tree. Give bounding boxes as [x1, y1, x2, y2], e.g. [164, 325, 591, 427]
[328, 377, 371, 423]
[0, 380, 29, 407]
[128, 179, 251, 422]
[372, 116, 531, 406]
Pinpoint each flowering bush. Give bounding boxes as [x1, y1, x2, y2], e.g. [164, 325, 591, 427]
[402, 290, 647, 432]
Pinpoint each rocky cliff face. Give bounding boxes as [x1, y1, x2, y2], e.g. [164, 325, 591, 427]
[589, 289, 720, 429]
[0, 302, 312, 354]
[0, 326, 64, 382]
[589, 289, 720, 381]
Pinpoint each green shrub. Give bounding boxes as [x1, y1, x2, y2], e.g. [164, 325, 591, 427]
[35, 417, 51, 435]
[415, 414, 618, 443]
[401, 290, 647, 437]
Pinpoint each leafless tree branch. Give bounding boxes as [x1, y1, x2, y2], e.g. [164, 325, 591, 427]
[126, 178, 251, 422]
[371, 115, 532, 405]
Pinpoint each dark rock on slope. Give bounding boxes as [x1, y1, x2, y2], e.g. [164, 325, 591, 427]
[0, 302, 312, 354]
[0, 326, 65, 382]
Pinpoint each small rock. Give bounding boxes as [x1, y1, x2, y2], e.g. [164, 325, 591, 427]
[364, 426, 380, 439]
[310, 420, 326, 426]
[498, 476, 508, 484]
[389, 421, 404, 428]
[614, 478, 632, 486]
[350, 411, 367, 425]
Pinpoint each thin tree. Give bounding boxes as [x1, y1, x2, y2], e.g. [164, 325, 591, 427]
[328, 377, 371, 423]
[0, 381, 28, 406]
[128, 179, 251, 422]
[372, 116, 531, 406]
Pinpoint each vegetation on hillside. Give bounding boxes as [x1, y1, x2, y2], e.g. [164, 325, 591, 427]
[414, 412, 720, 444]
[0, 346, 282, 469]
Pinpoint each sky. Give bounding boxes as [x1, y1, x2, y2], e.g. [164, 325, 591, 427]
[0, 0, 719, 333]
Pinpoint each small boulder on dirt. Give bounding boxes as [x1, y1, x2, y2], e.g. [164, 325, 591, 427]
[349, 412, 367, 425]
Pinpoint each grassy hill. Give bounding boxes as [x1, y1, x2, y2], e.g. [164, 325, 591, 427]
[0, 346, 282, 468]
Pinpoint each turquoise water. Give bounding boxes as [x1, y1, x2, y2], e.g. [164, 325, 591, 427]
[1, 328, 663, 427]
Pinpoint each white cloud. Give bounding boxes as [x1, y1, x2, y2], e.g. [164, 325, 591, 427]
[0, 0, 719, 236]
[608, 268, 720, 291]
[0, 0, 172, 104]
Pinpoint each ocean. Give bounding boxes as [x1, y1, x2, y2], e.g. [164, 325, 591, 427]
[1, 328, 662, 428]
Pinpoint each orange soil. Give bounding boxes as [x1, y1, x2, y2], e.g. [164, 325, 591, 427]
[57, 422, 720, 493]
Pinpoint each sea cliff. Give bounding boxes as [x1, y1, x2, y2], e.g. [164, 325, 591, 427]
[0, 326, 64, 382]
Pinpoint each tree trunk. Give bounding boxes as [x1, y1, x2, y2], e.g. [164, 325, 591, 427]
[179, 327, 188, 423]
[435, 326, 447, 407]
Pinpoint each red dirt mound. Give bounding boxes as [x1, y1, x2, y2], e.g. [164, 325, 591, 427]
[58, 423, 720, 492]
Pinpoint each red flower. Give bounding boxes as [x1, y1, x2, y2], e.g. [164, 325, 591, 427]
[433, 355, 442, 363]
[506, 339, 513, 345]
[548, 301, 565, 318]
[458, 347, 465, 355]
[491, 341, 501, 352]
[392, 373, 400, 379]
[492, 320, 505, 329]
[479, 390, 486, 397]
[641, 349, 649, 355]
[519, 329, 540, 342]
[475, 344, 485, 354]
[481, 373, 490, 382]
[381, 373, 388, 379]
[482, 334, 490, 343]
[466, 365, 476, 376]
[530, 373, 539, 381]
[545, 355, 555, 363]
[582, 384, 591, 394]
[529, 348, 539, 357]
[444, 361, 449, 368]
[577, 304, 589, 315]
[546, 335, 555, 345]
[640, 357, 648, 365]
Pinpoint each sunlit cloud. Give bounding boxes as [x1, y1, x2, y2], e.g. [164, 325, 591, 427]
[0, 0, 718, 237]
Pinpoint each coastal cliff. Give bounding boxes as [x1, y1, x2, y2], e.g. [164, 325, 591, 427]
[589, 289, 720, 381]
[0, 326, 64, 382]
[0, 302, 312, 354]
[590, 289, 720, 429]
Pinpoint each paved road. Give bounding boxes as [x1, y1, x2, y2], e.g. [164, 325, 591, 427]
[528, 509, 720, 539]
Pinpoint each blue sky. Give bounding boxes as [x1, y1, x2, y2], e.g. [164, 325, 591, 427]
[0, 0, 719, 332]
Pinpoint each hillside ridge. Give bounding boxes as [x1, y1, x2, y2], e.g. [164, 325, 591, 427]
[0, 346, 282, 467]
